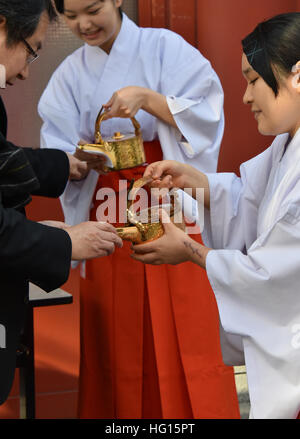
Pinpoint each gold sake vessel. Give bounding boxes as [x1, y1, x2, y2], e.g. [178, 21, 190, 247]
[116, 177, 186, 245]
[77, 107, 146, 170]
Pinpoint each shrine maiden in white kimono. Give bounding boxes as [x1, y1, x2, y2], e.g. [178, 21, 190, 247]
[38, 13, 224, 226]
[202, 127, 300, 419]
[38, 13, 240, 419]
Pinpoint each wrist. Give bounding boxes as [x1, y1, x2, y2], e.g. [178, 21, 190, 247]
[140, 87, 152, 110]
[182, 238, 210, 269]
[181, 164, 198, 189]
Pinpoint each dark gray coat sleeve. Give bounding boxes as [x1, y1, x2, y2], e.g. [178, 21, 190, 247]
[23, 147, 70, 198]
[0, 147, 72, 291]
[0, 204, 72, 291]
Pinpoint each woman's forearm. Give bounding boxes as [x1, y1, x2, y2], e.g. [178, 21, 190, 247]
[141, 88, 178, 129]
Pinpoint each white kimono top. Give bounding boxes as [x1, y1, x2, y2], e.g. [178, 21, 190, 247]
[38, 13, 224, 226]
[202, 128, 300, 419]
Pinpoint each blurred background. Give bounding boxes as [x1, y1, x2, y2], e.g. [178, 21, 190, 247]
[0, 0, 299, 418]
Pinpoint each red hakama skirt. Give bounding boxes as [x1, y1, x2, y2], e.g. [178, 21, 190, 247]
[78, 140, 240, 418]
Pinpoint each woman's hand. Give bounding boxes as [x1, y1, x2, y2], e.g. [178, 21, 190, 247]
[143, 160, 211, 208]
[143, 160, 189, 190]
[103, 86, 178, 128]
[103, 86, 146, 119]
[131, 209, 211, 268]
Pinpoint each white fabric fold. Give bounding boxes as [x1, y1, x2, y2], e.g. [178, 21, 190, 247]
[38, 14, 225, 229]
[202, 129, 300, 418]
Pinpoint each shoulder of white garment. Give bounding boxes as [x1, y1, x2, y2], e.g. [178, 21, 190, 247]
[141, 27, 207, 67]
[120, 13, 208, 68]
[39, 46, 86, 105]
[49, 14, 209, 86]
[234, 133, 291, 203]
[206, 134, 285, 186]
[252, 133, 287, 161]
[50, 45, 86, 78]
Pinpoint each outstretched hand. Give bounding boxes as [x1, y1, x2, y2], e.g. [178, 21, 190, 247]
[143, 160, 188, 190]
[143, 160, 211, 209]
[68, 142, 109, 178]
[67, 221, 123, 261]
[131, 209, 211, 268]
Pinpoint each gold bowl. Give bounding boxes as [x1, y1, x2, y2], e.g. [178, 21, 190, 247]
[116, 177, 186, 244]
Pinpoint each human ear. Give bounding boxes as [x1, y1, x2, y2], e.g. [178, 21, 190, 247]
[291, 61, 300, 91]
[0, 15, 7, 48]
[115, 0, 123, 8]
[0, 16, 6, 29]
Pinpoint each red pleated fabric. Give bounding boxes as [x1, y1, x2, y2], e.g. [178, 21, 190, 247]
[78, 141, 240, 419]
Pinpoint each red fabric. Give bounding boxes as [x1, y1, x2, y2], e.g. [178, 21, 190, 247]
[78, 140, 240, 419]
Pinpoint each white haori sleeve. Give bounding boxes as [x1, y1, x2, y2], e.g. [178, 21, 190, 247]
[205, 205, 300, 418]
[38, 53, 99, 226]
[39, 54, 84, 153]
[39, 103, 81, 153]
[156, 31, 224, 173]
[59, 171, 99, 226]
[202, 172, 247, 250]
[219, 322, 245, 366]
[201, 141, 281, 250]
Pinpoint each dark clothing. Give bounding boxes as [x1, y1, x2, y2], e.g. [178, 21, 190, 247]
[0, 97, 72, 404]
[0, 136, 40, 209]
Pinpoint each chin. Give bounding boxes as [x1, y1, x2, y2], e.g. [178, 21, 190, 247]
[257, 123, 277, 137]
[90, 38, 106, 46]
[257, 126, 268, 136]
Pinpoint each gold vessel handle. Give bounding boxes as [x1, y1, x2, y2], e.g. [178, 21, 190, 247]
[94, 106, 141, 145]
[127, 176, 177, 224]
[127, 177, 152, 218]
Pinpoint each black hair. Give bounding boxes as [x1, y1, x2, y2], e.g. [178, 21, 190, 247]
[0, 0, 57, 47]
[54, 0, 123, 18]
[242, 12, 300, 96]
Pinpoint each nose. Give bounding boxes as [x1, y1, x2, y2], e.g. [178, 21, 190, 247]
[78, 16, 93, 32]
[17, 64, 29, 81]
[243, 84, 253, 105]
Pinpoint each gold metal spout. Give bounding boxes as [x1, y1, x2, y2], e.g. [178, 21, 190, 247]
[116, 226, 143, 244]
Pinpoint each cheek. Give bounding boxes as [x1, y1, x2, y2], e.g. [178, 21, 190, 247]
[258, 105, 287, 135]
[64, 17, 80, 34]
[6, 52, 25, 78]
[99, 13, 113, 30]
[67, 21, 78, 33]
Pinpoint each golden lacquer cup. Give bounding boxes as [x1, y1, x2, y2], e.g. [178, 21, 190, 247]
[116, 177, 185, 245]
